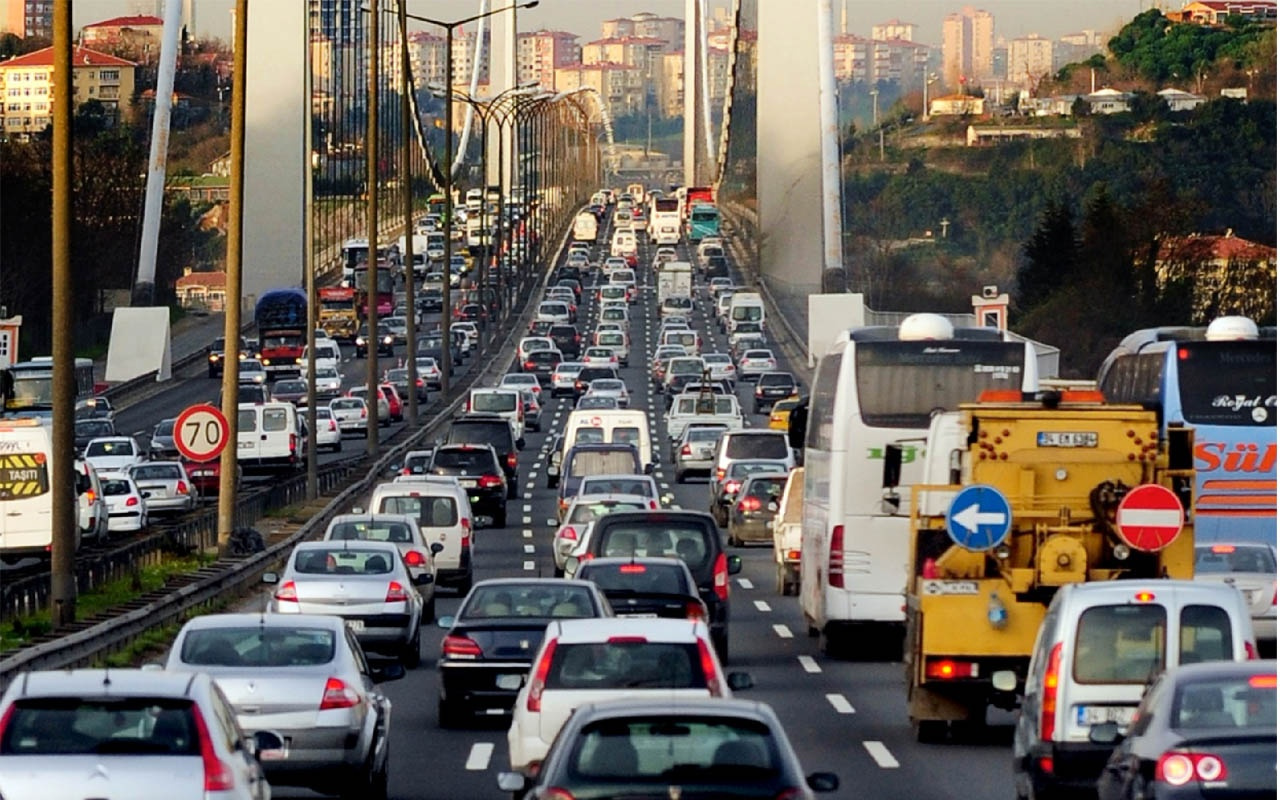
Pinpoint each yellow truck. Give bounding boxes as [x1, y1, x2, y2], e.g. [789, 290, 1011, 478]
[894, 389, 1196, 742]
[317, 286, 358, 342]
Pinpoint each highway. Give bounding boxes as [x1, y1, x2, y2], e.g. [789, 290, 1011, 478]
[213, 215, 1020, 800]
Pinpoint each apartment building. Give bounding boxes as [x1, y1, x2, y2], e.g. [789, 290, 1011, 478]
[872, 18, 917, 41]
[0, 0, 52, 40]
[81, 14, 164, 60]
[554, 62, 644, 118]
[601, 12, 683, 51]
[0, 45, 136, 139]
[942, 6, 995, 91]
[1007, 34, 1054, 87]
[518, 29, 580, 88]
[833, 35, 930, 85]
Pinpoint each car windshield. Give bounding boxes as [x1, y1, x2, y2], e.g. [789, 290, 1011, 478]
[569, 717, 779, 780]
[292, 547, 396, 575]
[275, 381, 306, 394]
[688, 427, 727, 443]
[1194, 544, 1276, 574]
[462, 584, 596, 618]
[0, 698, 201, 756]
[328, 519, 415, 544]
[545, 641, 706, 690]
[180, 626, 336, 667]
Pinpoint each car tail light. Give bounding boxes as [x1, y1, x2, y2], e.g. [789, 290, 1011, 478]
[385, 581, 410, 602]
[319, 677, 361, 710]
[1245, 640, 1259, 659]
[176, 480, 189, 495]
[479, 474, 504, 489]
[619, 563, 646, 574]
[191, 705, 236, 790]
[525, 361, 536, 370]
[724, 480, 742, 494]
[755, 387, 763, 396]
[686, 600, 706, 621]
[738, 496, 762, 513]
[404, 549, 427, 567]
[715, 468, 726, 481]
[84, 488, 97, 505]
[329, 420, 338, 431]
[506, 452, 519, 469]
[126, 496, 139, 507]
[1040, 642, 1063, 742]
[828, 524, 844, 589]
[442, 634, 482, 659]
[713, 552, 730, 602]
[559, 525, 577, 541]
[1156, 752, 1227, 786]
[361, 408, 368, 418]
[527, 638, 559, 712]
[275, 580, 298, 602]
[544, 789, 576, 800]
[461, 517, 471, 547]
[696, 637, 724, 696]
[649, 499, 658, 510]
[681, 444, 692, 455]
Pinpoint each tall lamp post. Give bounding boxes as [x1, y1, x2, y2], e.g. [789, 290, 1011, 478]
[401, 0, 539, 395]
[923, 71, 938, 121]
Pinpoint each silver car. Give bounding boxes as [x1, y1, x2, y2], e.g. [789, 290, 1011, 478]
[269, 540, 426, 665]
[673, 423, 730, 482]
[166, 613, 404, 798]
[551, 361, 585, 397]
[329, 396, 370, 436]
[1194, 542, 1278, 653]
[0, 668, 273, 800]
[313, 365, 344, 399]
[321, 512, 442, 621]
[127, 461, 197, 514]
[585, 378, 630, 408]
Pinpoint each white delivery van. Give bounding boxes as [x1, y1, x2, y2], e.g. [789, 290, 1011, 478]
[237, 402, 303, 474]
[610, 230, 637, 261]
[561, 409, 653, 472]
[773, 467, 804, 596]
[727, 292, 765, 334]
[0, 418, 78, 560]
[573, 211, 599, 242]
[370, 477, 474, 592]
[656, 261, 693, 305]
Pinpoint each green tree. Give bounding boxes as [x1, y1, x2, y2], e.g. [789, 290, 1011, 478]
[1015, 198, 1078, 313]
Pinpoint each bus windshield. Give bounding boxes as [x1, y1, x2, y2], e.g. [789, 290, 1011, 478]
[1177, 341, 1276, 426]
[854, 341, 1025, 428]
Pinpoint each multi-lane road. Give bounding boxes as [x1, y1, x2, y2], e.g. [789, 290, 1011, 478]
[192, 214, 1019, 799]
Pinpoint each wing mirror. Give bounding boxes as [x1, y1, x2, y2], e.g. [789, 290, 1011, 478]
[261, 571, 279, 585]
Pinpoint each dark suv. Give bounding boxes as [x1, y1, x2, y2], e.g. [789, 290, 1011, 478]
[572, 365, 619, 398]
[443, 414, 520, 499]
[523, 349, 562, 386]
[356, 324, 396, 358]
[548, 324, 582, 359]
[207, 336, 248, 378]
[572, 510, 741, 662]
[753, 371, 798, 413]
[427, 444, 508, 528]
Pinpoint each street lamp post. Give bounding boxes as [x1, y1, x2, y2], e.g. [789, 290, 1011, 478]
[401, 0, 539, 395]
[869, 87, 879, 127]
[923, 70, 938, 121]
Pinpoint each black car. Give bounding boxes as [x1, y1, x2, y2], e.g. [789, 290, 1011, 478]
[456, 303, 486, 325]
[1094, 660, 1277, 800]
[549, 324, 582, 359]
[753, 371, 798, 413]
[436, 578, 612, 727]
[443, 414, 520, 499]
[705, 253, 730, 279]
[385, 367, 428, 403]
[574, 557, 708, 621]
[573, 365, 620, 398]
[74, 418, 117, 456]
[427, 443, 508, 527]
[523, 349, 562, 386]
[355, 324, 395, 358]
[418, 288, 444, 313]
[206, 336, 248, 378]
[555, 278, 583, 303]
[570, 510, 741, 663]
[416, 334, 463, 367]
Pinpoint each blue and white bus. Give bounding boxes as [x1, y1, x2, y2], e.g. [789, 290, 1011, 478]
[1097, 316, 1276, 544]
[799, 314, 1038, 652]
[686, 203, 720, 243]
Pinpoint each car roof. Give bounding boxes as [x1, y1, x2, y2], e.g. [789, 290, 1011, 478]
[179, 612, 346, 632]
[548, 617, 705, 644]
[292, 540, 402, 553]
[10, 669, 209, 699]
[328, 512, 420, 527]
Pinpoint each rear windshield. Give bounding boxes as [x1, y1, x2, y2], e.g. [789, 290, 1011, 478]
[1173, 675, 1277, 731]
[545, 641, 706, 690]
[1, 698, 200, 756]
[472, 393, 517, 413]
[744, 477, 787, 501]
[101, 478, 132, 496]
[1072, 603, 1236, 684]
[581, 476, 652, 497]
[598, 333, 624, 346]
[725, 434, 788, 459]
[433, 449, 495, 472]
[1195, 544, 1276, 574]
[530, 351, 560, 364]
[579, 562, 689, 595]
[568, 451, 638, 477]
[292, 548, 396, 575]
[758, 374, 794, 388]
[328, 519, 415, 544]
[77, 420, 114, 437]
[377, 494, 459, 527]
[688, 427, 727, 443]
[568, 500, 647, 524]
[180, 626, 336, 667]
[446, 423, 512, 450]
[86, 440, 133, 457]
[262, 408, 290, 432]
[131, 465, 182, 481]
[462, 584, 596, 619]
[570, 717, 778, 780]
[595, 522, 713, 573]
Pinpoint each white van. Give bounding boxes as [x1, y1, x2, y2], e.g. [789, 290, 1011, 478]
[727, 292, 765, 334]
[561, 409, 653, 472]
[237, 402, 303, 474]
[1013, 579, 1256, 799]
[301, 340, 341, 374]
[660, 329, 701, 357]
[0, 418, 77, 560]
[773, 467, 804, 596]
[466, 389, 525, 445]
[592, 330, 630, 366]
[370, 477, 474, 591]
[610, 230, 637, 261]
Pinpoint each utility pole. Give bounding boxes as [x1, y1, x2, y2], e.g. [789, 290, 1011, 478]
[303, 0, 317, 499]
[50, 0, 75, 629]
[399, 0, 418, 425]
[216, 0, 247, 553]
[441, 21, 454, 395]
[365, 0, 381, 449]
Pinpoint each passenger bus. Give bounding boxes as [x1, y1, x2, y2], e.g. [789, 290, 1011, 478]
[340, 238, 394, 280]
[4, 357, 96, 422]
[353, 266, 395, 318]
[1097, 316, 1276, 544]
[686, 203, 721, 243]
[799, 313, 1038, 652]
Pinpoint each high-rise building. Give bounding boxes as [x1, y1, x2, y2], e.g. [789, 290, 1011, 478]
[517, 29, 579, 89]
[452, 27, 490, 86]
[1007, 34, 1054, 87]
[601, 12, 683, 52]
[406, 31, 447, 90]
[0, 0, 53, 40]
[941, 5, 995, 91]
[872, 18, 917, 42]
[833, 34, 930, 84]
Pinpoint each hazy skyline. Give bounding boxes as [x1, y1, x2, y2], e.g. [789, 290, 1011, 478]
[77, 1, 1145, 48]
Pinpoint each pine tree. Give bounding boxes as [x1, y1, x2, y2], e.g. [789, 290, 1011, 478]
[1015, 198, 1078, 314]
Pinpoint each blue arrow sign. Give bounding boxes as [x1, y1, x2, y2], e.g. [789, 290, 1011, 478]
[946, 484, 1013, 551]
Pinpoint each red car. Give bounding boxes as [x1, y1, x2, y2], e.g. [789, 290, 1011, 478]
[378, 383, 404, 423]
[181, 458, 242, 498]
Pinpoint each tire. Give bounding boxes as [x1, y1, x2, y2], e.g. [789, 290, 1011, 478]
[913, 719, 949, 744]
[507, 481, 518, 500]
[437, 697, 463, 729]
[714, 632, 729, 665]
[402, 625, 422, 669]
[493, 507, 508, 528]
[675, 469, 685, 484]
[423, 594, 436, 625]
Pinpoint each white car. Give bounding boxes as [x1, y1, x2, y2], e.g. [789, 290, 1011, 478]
[551, 495, 651, 574]
[238, 359, 268, 384]
[506, 617, 750, 776]
[313, 406, 344, 452]
[516, 336, 556, 363]
[577, 474, 660, 506]
[348, 387, 390, 425]
[97, 471, 148, 533]
[583, 378, 629, 408]
[500, 372, 543, 397]
[301, 340, 341, 373]
[581, 347, 618, 368]
[536, 301, 572, 325]
[453, 321, 480, 349]
[703, 352, 738, 387]
[738, 349, 779, 381]
[415, 356, 443, 389]
[83, 436, 146, 473]
[313, 365, 344, 398]
[329, 397, 371, 436]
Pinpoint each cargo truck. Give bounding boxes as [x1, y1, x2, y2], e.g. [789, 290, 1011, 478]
[656, 261, 693, 305]
[255, 289, 308, 379]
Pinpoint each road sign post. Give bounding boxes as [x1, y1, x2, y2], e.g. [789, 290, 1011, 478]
[945, 484, 1013, 551]
[174, 404, 230, 463]
[1115, 484, 1185, 552]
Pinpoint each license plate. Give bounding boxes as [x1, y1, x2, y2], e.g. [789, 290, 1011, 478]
[238, 441, 253, 450]
[459, 479, 477, 488]
[1037, 432, 1098, 448]
[345, 619, 365, 632]
[257, 741, 290, 761]
[618, 612, 659, 618]
[496, 674, 524, 690]
[1076, 705, 1136, 728]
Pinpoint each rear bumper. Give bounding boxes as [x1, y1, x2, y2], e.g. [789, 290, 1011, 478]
[241, 724, 366, 783]
[439, 661, 531, 714]
[1017, 741, 1114, 795]
[729, 517, 773, 543]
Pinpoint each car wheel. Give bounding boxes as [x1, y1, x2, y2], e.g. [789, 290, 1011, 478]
[675, 469, 685, 484]
[912, 719, 948, 745]
[402, 625, 422, 669]
[493, 507, 507, 528]
[423, 594, 436, 625]
[507, 482, 518, 500]
[714, 631, 729, 665]
[437, 697, 463, 729]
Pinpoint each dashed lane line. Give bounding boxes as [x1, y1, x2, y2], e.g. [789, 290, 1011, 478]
[825, 694, 855, 714]
[523, 560, 535, 570]
[797, 655, 821, 673]
[863, 741, 899, 768]
[522, 529, 533, 539]
[464, 742, 494, 771]
[772, 624, 793, 639]
[523, 544, 535, 554]
[737, 578, 753, 589]
[753, 600, 771, 612]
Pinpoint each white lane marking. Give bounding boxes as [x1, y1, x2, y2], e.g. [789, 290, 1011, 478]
[772, 624, 793, 639]
[465, 742, 494, 771]
[522, 504, 532, 512]
[523, 544, 535, 554]
[737, 578, 753, 589]
[526, 483, 535, 490]
[754, 600, 771, 612]
[523, 560, 535, 570]
[522, 516, 532, 524]
[659, 483, 670, 490]
[522, 529, 533, 539]
[863, 741, 899, 768]
[826, 693, 855, 714]
[797, 655, 821, 673]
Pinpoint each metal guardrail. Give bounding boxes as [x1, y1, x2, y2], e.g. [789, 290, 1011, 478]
[0, 217, 577, 690]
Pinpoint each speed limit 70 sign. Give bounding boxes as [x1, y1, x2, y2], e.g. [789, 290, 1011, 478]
[174, 404, 230, 463]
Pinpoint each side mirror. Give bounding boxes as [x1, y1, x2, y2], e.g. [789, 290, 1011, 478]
[430, 542, 444, 554]
[496, 772, 529, 794]
[806, 772, 840, 793]
[767, 501, 779, 512]
[727, 554, 742, 575]
[261, 571, 279, 585]
[351, 505, 364, 514]
[1088, 721, 1122, 746]
[372, 662, 407, 683]
[252, 730, 285, 761]
[388, 464, 401, 475]
[726, 671, 754, 691]
[413, 573, 435, 586]
[644, 462, 654, 475]
[436, 615, 456, 629]
[564, 556, 579, 576]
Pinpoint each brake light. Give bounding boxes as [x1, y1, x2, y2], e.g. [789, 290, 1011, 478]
[1156, 752, 1227, 786]
[738, 496, 761, 512]
[507, 452, 519, 469]
[386, 581, 410, 602]
[559, 525, 577, 541]
[724, 480, 742, 494]
[527, 638, 559, 712]
[544, 789, 576, 800]
[84, 489, 96, 505]
[275, 580, 298, 602]
[176, 480, 189, 495]
[125, 494, 140, 507]
[754, 387, 763, 396]
[926, 659, 979, 679]
[681, 444, 692, 455]
[1040, 642, 1063, 742]
[460, 517, 471, 547]
[329, 420, 337, 431]
[442, 634, 482, 658]
[715, 468, 726, 481]
[828, 524, 844, 588]
[696, 637, 723, 695]
[191, 705, 235, 791]
[289, 433, 297, 454]
[319, 677, 361, 710]
[361, 408, 368, 418]
[619, 564, 646, 573]
[713, 552, 729, 601]
[479, 474, 504, 489]
[649, 499, 658, 510]
[525, 361, 536, 370]
[404, 549, 427, 567]
[686, 600, 706, 621]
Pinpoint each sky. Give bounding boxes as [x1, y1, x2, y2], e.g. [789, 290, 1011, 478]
[79, 0, 1147, 46]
